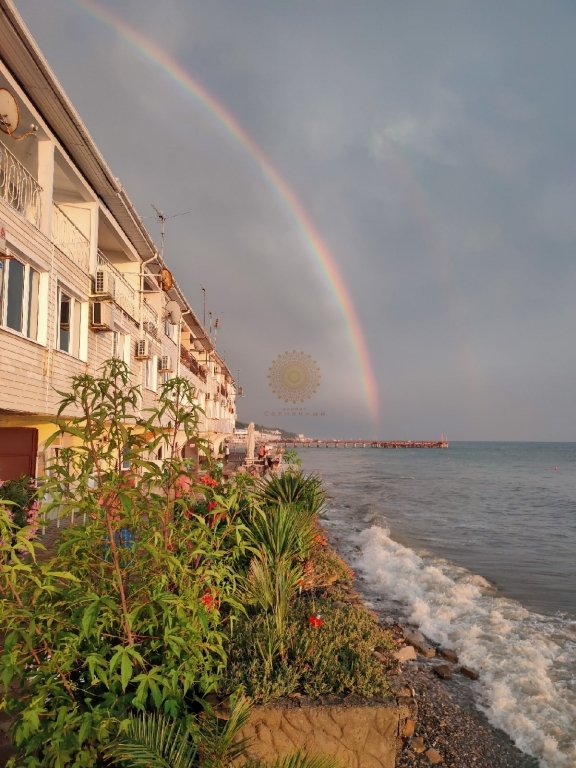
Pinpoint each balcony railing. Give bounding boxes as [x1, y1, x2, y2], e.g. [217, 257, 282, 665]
[52, 203, 90, 272]
[180, 344, 207, 382]
[97, 251, 138, 319]
[142, 300, 159, 340]
[0, 142, 42, 228]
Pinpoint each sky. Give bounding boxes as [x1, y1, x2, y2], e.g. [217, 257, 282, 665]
[14, 0, 576, 440]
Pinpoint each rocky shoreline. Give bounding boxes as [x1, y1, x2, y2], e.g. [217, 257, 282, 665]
[327, 549, 539, 767]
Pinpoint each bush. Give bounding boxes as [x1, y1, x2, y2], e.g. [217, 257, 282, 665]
[0, 361, 249, 766]
[222, 599, 394, 703]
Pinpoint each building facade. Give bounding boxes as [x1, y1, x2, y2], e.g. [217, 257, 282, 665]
[0, 0, 236, 480]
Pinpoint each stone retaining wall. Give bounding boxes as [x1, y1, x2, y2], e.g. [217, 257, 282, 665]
[236, 700, 411, 768]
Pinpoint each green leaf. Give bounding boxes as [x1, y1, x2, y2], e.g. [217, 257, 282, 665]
[121, 652, 133, 691]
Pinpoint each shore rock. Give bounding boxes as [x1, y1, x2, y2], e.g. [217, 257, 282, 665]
[404, 631, 436, 658]
[433, 665, 452, 680]
[412, 736, 426, 753]
[440, 648, 459, 664]
[394, 645, 417, 662]
[460, 666, 480, 681]
[402, 719, 416, 738]
[426, 747, 444, 764]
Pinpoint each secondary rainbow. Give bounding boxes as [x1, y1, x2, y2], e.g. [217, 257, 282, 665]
[73, 0, 379, 422]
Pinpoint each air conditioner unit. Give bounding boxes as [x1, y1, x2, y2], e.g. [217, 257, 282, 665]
[92, 267, 116, 300]
[89, 301, 114, 331]
[158, 355, 173, 372]
[135, 338, 151, 360]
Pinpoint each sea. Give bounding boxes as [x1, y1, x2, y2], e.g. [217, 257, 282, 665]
[299, 442, 576, 768]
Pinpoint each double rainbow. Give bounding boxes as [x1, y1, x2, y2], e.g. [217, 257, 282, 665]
[73, 0, 379, 423]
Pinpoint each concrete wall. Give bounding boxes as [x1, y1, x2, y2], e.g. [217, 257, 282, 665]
[236, 701, 410, 768]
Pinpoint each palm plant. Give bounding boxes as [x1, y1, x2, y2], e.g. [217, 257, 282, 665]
[102, 712, 198, 768]
[257, 472, 326, 517]
[249, 504, 316, 565]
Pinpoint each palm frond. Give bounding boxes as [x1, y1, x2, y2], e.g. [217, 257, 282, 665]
[103, 712, 197, 768]
[269, 751, 343, 768]
[200, 693, 253, 768]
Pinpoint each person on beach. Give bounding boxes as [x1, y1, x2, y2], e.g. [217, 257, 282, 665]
[223, 443, 230, 465]
[257, 443, 266, 466]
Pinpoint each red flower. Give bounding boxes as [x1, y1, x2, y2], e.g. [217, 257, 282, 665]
[207, 501, 218, 512]
[201, 590, 219, 611]
[199, 475, 218, 488]
[308, 614, 323, 628]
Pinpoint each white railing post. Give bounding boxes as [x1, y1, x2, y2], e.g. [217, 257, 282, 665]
[0, 141, 42, 228]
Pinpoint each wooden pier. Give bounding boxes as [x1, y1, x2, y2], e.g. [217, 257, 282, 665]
[272, 436, 449, 449]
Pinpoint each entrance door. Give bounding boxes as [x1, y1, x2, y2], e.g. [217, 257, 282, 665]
[0, 428, 38, 480]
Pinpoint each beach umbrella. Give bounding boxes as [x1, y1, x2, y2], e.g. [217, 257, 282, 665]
[246, 422, 255, 463]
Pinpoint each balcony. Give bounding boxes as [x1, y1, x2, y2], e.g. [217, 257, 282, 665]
[142, 300, 159, 340]
[180, 344, 207, 382]
[52, 203, 90, 272]
[0, 142, 41, 228]
[97, 251, 138, 319]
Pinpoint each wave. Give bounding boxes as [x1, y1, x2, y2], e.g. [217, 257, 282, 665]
[354, 525, 576, 768]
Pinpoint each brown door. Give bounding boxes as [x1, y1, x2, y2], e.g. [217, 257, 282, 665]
[0, 428, 38, 480]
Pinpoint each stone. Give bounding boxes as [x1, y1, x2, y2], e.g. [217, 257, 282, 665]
[404, 631, 436, 657]
[440, 648, 458, 664]
[433, 664, 452, 680]
[372, 651, 387, 662]
[425, 747, 443, 764]
[460, 666, 480, 680]
[394, 645, 417, 662]
[412, 736, 426, 753]
[402, 719, 416, 738]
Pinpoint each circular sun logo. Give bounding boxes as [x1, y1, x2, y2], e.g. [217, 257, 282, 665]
[268, 350, 321, 403]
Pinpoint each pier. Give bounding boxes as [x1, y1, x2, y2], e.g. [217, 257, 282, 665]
[272, 436, 449, 449]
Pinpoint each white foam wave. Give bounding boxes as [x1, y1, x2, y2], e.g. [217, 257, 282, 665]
[356, 525, 576, 768]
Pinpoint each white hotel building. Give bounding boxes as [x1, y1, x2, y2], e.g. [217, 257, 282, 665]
[0, 1, 236, 480]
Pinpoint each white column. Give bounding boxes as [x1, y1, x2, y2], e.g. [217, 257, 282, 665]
[37, 140, 54, 238]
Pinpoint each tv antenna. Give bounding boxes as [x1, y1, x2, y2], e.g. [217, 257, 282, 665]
[150, 205, 189, 259]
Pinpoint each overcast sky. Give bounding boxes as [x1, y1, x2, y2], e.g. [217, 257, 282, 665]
[15, 0, 576, 439]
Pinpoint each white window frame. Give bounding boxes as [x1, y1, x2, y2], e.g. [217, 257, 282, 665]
[145, 355, 157, 392]
[0, 257, 47, 343]
[56, 285, 87, 360]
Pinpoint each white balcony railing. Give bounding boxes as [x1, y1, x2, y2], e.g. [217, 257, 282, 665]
[97, 251, 138, 319]
[52, 203, 90, 272]
[0, 142, 42, 228]
[142, 300, 159, 340]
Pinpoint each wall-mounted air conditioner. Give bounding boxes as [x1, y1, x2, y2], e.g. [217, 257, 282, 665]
[92, 266, 116, 300]
[89, 301, 114, 331]
[135, 338, 151, 360]
[158, 355, 173, 372]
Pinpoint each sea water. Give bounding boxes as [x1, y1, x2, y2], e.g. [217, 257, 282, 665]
[299, 442, 576, 768]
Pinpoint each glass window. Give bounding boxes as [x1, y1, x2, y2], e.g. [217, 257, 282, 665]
[58, 291, 71, 353]
[112, 331, 119, 359]
[145, 357, 155, 390]
[6, 258, 24, 332]
[27, 267, 39, 341]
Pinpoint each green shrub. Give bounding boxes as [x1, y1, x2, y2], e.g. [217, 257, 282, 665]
[257, 472, 326, 517]
[0, 361, 249, 766]
[222, 599, 394, 703]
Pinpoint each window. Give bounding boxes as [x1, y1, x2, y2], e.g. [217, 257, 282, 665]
[145, 356, 157, 391]
[58, 291, 71, 352]
[0, 258, 41, 340]
[57, 287, 85, 358]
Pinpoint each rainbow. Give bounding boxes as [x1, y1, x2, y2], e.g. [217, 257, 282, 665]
[72, 0, 379, 423]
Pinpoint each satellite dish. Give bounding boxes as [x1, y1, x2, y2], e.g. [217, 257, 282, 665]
[0, 89, 38, 140]
[158, 268, 173, 292]
[0, 89, 19, 135]
[165, 300, 181, 325]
